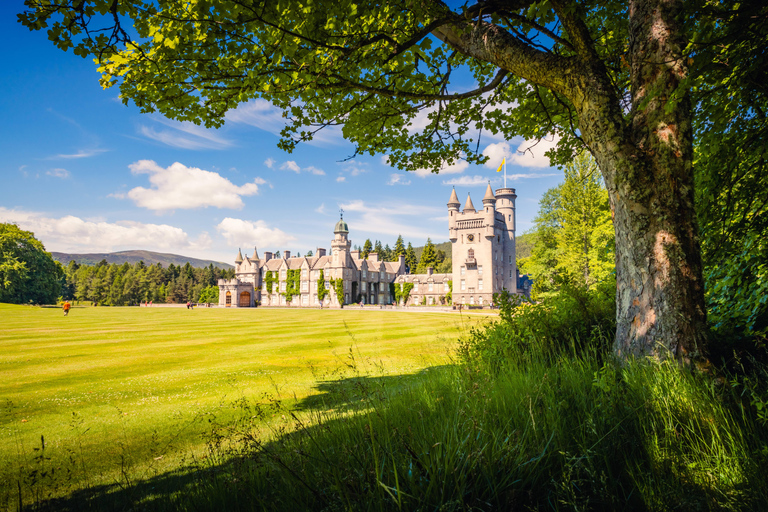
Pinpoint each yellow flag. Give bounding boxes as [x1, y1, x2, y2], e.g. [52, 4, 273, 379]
[496, 158, 505, 172]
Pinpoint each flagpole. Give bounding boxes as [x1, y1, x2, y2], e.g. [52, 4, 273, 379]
[504, 158, 507, 188]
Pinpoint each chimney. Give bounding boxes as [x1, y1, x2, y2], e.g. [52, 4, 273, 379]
[398, 254, 405, 269]
[427, 266, 434, 276]
[351, 250, 360, 259]
[369, 252, 379, 262]
[264, 252, 273, 262]
[284, 250, 291, 259]
[316, 248, 326, 257]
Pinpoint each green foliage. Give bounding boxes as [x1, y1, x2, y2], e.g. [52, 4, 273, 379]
[690, 0, 768, 352]
[63, 258, 231, 305]
[198, 285, 219, 303]
[265, 271, 276, 294]
[446, 280, 452, 304]
[329, 277, 344, 305]
[416, 238, 437, 273]
[0, 223, 63, 304]
[283, 269, 301, 303]
[362, 239, 372, 260]
[460, 281, 616, 373]
[522, 153, 614, 297]
[404, 243, 417, 272]
[394, 282, 414, 305]
[317, 270, 329, 302]
[392, 235, 406, 261]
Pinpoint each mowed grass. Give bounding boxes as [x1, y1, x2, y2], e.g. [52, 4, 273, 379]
[0, 303, 485, 507]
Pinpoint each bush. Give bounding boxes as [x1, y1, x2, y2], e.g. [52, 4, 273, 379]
[459, 278, 616, 373]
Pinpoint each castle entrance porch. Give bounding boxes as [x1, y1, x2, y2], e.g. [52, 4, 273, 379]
[239, 291, 251, 307]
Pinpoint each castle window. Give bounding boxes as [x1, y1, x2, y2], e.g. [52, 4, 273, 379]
[461, 280, 466, 291]
[478, 265, 483, 275]
[479, 297, 484, 306]
[478, 279, 483, 291]
[510, 270, 514, 278]
[362, 282, 367, 292]
[509, 255, 513, 264]
[362, 269, 367, 278]
[414, 282, 419, 292]
[497, 235, 500, 242]
[281, 270, 286, 279]
[467, 248, 474, 259]
[470, 296, 475, 305]
[429, 282, 434, 292]
[302, 269, 307, 279]
[460, 266, 465, 276]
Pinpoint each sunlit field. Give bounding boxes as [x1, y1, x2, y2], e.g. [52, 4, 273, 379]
[0, 303, 486, 508]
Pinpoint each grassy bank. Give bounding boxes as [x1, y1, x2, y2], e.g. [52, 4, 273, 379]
[0, 304, 479, 509]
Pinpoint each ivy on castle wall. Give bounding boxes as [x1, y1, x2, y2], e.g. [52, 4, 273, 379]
[394, 283, 414, 305]
[318, 270, 329, 301]
[265, 271, 276, 294]
[283, 269, 301, 303]
[329, 277, 344, 305]
[446, 280, 452, 305]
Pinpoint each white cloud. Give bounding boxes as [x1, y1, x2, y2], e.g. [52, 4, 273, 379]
[338, 200, 444, 240]
[0, 208, 211, 254]
[226, 99, 346, 146]
[414, 158, 470, 178]
[483, 134, 561, 169]
[340, 160, 368, 177]
[315, 203, 326, 214]
[216, 218, 296, 248]
[380, 155, 390, 165]
[278, 160, 325, 175]
[442, 175, 497, 187]
[48, 149, 108, 160]
[264, 158, 275, 169]
[336, 176, 346, 182]
[119, 160, 262, 211]
[46, 168, 70, 179]
[138, 118, 233, 150]
[280, 161, 301, 173]
[387, 174, 411, 186]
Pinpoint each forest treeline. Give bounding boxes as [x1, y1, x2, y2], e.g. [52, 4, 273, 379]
[60, 260, 234, 306]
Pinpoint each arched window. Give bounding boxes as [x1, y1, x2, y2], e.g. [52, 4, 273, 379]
[225, 291, 232, 306]
[467, 248, 474, 259]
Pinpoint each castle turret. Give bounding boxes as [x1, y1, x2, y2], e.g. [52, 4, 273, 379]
[251, 247, 260, 260]
[235, 249, 243, 264]
[463, 193, 476, 213]
[448, 187, 460, 242]
[495, 187, 517, 293]
[332, 214, 351, 266]
[482, 182, 496, 238]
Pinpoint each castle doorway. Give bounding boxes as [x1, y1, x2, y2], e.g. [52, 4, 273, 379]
[225, 291, 231, 307]
[239, 291, 251, 307]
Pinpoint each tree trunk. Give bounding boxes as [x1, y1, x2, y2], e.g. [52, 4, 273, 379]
[578, 0, 708, 361]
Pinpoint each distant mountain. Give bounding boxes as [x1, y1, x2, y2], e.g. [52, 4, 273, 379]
[51, 250, 234, 269]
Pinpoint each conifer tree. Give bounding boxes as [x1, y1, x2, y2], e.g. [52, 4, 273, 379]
[374, 240, 383, 257]
[417, 238, 438, 273]
[383, 244, 392, 261]
[362, 239, 373, 259]
[393, 235, 406, 261]
[405, 243, 417, 272]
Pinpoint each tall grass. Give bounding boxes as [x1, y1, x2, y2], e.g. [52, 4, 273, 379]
[9, 296, 768, 511]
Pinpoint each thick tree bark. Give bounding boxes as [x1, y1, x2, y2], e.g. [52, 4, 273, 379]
[434, 0, 709, 362]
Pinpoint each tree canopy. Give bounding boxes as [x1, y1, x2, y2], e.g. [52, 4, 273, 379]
[0, 223, 63, 305]
[20, 0, 768, 362]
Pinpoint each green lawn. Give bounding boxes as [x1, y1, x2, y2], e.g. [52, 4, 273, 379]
[0, 304, 485, 508]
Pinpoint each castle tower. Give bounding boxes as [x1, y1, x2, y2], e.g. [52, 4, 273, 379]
[448, 184, 517, 306]
[495, 187, 518, 294]
[331, 213, 351, 267]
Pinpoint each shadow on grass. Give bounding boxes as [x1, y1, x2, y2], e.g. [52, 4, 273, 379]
[15, 366, 452, 512]
[293, 365, 452, 412]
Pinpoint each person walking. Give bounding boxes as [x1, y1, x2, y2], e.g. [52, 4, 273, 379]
[63, 301, 71, 316]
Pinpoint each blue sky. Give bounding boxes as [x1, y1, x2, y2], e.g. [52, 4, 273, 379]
[1, 3, 564, 264]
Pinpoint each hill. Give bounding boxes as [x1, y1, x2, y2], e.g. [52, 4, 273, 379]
[51, 250, 234, 269]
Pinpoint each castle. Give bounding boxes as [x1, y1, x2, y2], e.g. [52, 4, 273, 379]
[218, 183, 530, 307]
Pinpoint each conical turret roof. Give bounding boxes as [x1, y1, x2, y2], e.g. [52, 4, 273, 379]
[235, 249, 243, 263]
[483, 182, 496, 203]
[252, 247, 260, 260]
[447, 187, 460, 206]
[463, 193, 476, 212]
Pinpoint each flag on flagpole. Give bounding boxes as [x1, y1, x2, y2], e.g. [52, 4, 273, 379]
[496, 158, 505, 173]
